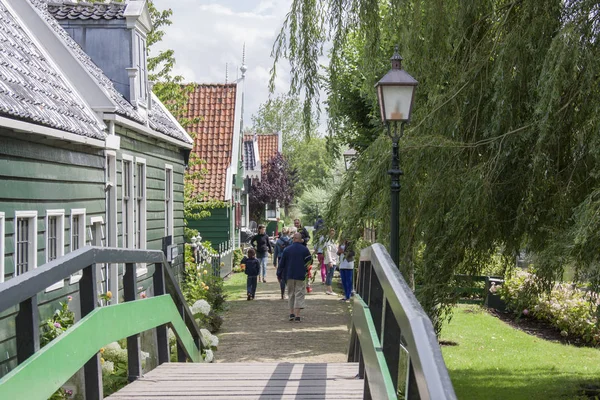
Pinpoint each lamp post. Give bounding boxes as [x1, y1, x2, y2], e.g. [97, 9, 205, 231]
[375, 46, 418, 268]
[343, 148, 357, 171]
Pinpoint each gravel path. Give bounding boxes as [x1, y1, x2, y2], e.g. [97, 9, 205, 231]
[216, 263, 352, 363]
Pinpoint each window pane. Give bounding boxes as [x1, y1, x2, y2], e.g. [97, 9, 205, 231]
[72, 215, 80, 251]
[17, 218, 29, 275]
[48, 216, 57, 261]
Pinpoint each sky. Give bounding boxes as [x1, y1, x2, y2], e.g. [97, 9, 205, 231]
[151, 0, 295, 128]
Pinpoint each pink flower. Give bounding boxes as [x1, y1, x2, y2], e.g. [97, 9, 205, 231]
[67, 296, 73, 302]
[53, 322, 62, 329]
[140, 292, 147, 299]
[522, 309, 529, 316]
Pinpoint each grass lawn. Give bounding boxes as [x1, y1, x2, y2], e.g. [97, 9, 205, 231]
[441, 306, 600, 400]
[223, 271, 247, 300]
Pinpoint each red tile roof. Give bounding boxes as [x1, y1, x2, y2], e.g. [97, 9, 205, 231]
[184, 84, 237, 201]
[243, 133, 280, 168]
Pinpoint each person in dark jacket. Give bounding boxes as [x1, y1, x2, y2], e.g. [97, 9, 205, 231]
[250, 225, 273, 283]
[241, 248, 261, 300]
[278, 233, 312, 322]
[274, 228, 292, 299]
[293, 218, 310, 246]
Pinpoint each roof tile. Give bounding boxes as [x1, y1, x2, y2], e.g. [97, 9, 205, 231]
[47, 1, 125, 20]
[184, 84, 237, 201]
[0, 1, 104, 138]
[32, 0, 191, 144]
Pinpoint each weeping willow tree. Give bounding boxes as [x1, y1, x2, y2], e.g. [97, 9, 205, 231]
[272, 0, 600, 332]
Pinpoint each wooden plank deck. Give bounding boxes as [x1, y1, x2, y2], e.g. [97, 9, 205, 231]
[106, 362, 364, 399]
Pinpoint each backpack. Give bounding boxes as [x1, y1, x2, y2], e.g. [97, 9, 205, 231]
[278, 236, 291, 254]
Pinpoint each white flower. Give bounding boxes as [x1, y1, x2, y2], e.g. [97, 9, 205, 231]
[168, 328, 176, 345]
[103, 341, 127, 363]
[204, 349, 214, 363]
[200, 328, 219, 348]
[101, 360, 115, 374]
[191, 300, 211, 316]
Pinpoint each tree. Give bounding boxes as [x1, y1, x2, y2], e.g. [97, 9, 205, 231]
[250, 95, 335, 195]
[273, 0, 600, 333]
[249, 154, 296, 223]
[251, 95, 307, 143]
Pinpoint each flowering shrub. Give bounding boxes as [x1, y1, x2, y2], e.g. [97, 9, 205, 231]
[191, 299, 211, 316]
[41, 297, 75, 347]
[101, 341, 150, 396]
[498, 270, 545, 315]
[499, 271, 600, 345]
[233, 248, 243, 268]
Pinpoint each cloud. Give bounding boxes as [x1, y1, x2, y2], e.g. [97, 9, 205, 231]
[151, 0, 293, 124]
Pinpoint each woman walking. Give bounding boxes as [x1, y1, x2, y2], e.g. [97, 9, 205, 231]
[323, 228, 338, 295]
[339, 241, 355, 301]
[250, 225, 272, 283]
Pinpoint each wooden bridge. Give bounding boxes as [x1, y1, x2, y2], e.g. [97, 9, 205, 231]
[0, 245, 456, 399]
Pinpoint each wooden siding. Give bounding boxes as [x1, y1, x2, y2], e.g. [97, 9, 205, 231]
[187, 206, 231, 249]
[0, 125, 188, 378]
[0, 132, 106, 377]
[115, 127, 186, 288]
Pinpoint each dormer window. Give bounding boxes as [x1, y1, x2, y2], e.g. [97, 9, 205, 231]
[134, 32, 148, 105]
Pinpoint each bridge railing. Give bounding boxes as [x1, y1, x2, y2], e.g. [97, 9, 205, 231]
[348, 244, 457, 400]
[0, 246, 203, 400]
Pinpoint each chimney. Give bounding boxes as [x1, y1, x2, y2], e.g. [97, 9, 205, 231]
[48, 1, 152, 107]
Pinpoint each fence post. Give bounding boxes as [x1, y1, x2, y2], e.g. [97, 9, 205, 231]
[153, 262, 170, 365]
[15, 296, 39, 364]
[124, 263, 142, 382]
[80, 263, 103, 400]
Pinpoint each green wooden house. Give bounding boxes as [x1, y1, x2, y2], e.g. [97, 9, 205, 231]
[0, 0, 192, 377]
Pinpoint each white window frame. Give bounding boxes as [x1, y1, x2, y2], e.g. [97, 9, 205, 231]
[135, 157, 147, 277]
[133, 31, 148, 105]
[122, 154, 134, 249]
[106, 152, 118, 248]
[106, 152, 119, 301]
[14, 211, 37, 277]
[165, 164, 174, 237]
[69, 209, 86, 284]
[45, 209, 65, 292]
[0, 212, 4, 283]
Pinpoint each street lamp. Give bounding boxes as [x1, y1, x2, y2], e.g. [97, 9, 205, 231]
[375, 46, 418, 268]
[343, 148, 357, 171]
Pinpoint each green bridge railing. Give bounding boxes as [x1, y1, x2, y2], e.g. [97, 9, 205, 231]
[348, 244, 457, 400]
[0, 246, 203, 400]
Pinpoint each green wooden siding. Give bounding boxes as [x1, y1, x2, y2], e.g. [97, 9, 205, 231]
[115, 127, 185, 258]
[0, 126, 189, 378]
[0, 133, 106, 377]
[187, 206, 231, 249]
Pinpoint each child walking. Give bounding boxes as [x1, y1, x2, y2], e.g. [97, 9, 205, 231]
[241, 248, 260, 301]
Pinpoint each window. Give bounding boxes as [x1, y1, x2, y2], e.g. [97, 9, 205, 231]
[106, 153, 117, 248]
[0, 212, 4, 283]
[45, 210, 65, 291]
[122, 156, 134, 249]
[134, 32, 148, 103]
[69, 209, 86, 284]
[135, 158, 147, 277]
[15, 211, 37, 276]
[106, 153, 118, 298]
[165, 165, 173, 237]
[135, 159, 146, 250]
